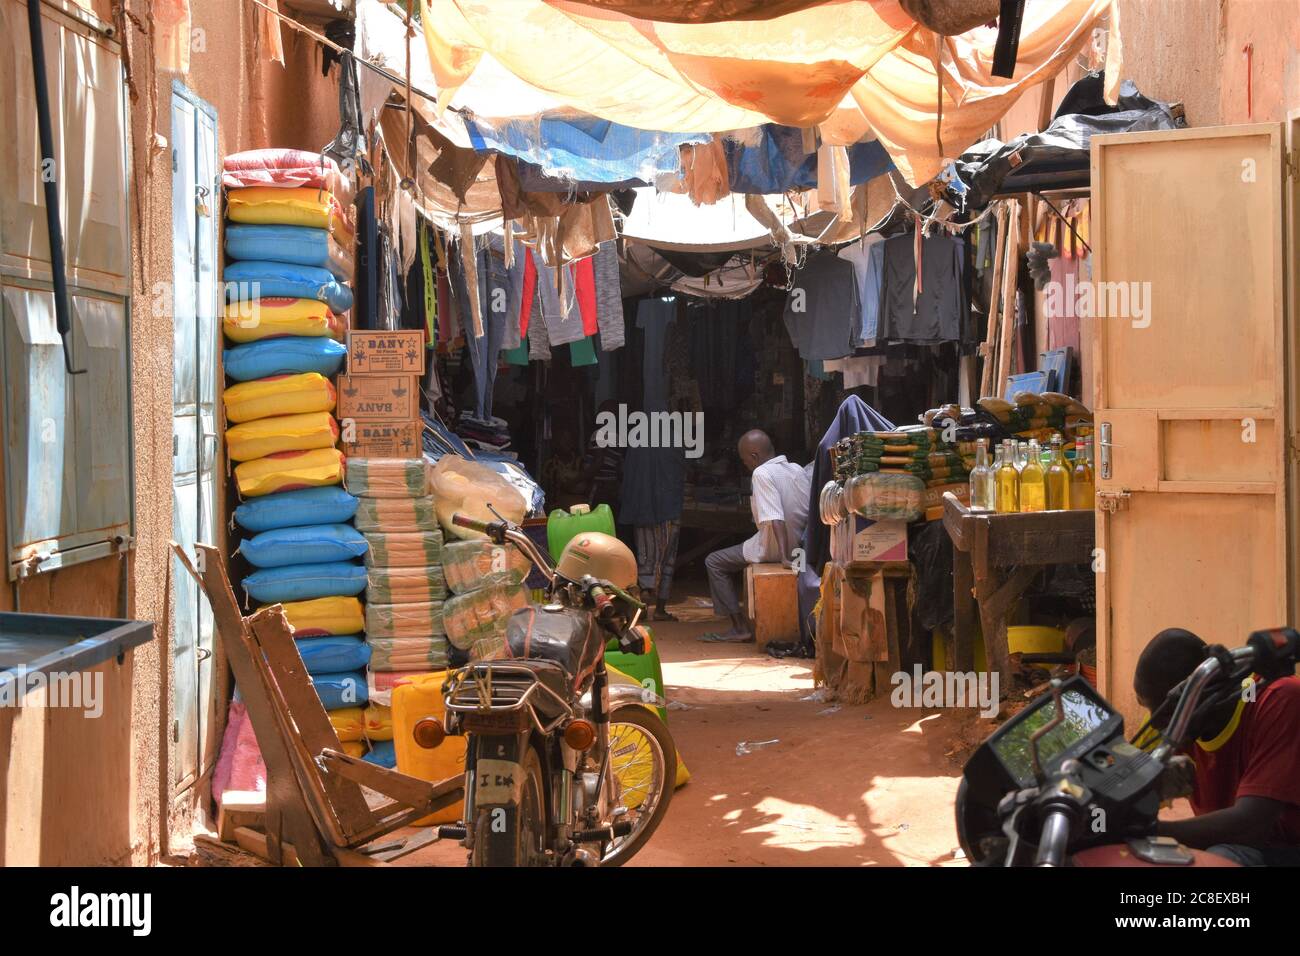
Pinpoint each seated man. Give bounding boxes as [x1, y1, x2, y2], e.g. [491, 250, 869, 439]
[1134, 628, 1300, 866]
[700, 430, 810, 644]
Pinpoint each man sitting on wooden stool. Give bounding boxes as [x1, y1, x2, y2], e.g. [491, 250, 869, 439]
[700, 430, 810, 644]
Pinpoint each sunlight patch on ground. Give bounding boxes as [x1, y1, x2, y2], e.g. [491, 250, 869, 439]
[661, 657, 814, 695]
[736, 796, 866, 851]
[901, 713, 942, 734]
[861, 774, 963, 866]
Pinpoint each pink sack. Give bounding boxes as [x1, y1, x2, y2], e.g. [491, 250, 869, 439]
[222, 148, 353, 204]
[211, 700, 267, 807]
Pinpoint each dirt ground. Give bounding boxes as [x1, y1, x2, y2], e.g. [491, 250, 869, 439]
[402, 589, 976, 868]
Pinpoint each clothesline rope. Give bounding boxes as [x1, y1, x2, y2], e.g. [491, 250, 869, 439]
[882, 171, 1000, 236]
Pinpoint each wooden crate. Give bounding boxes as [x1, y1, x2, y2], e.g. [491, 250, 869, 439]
[744, 563, 799, 649]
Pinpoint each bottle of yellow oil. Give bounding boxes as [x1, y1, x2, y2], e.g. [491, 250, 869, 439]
[995, 440, 1019, 513]
[1019, 439, 1047, 512]
[1045, 434, 1071, 511]
[1071, 437, 1095, 510]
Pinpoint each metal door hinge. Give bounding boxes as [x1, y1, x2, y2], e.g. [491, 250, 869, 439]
[1097, 489, 1131, 513]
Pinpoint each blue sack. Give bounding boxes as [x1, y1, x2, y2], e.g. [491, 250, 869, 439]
[234, 486, 359, 532]
[224, 336, 346, 382]
[223, 260, 353, 314]
[296, 635, 370, 675]
[240, 523, 368, 568]
[363, 739, 397, 768]
[241, 561, 367, 604]
[311, 670, 368, 710]
[225, 224, 349, 281]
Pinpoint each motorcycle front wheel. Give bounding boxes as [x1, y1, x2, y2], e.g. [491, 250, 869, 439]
[600, 705, 675, 866]
[470, 742, 548, 867]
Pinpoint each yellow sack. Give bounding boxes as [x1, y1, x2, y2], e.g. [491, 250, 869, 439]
[364, 703, 394, 741]
[223, 372, 336, 424]
[223, 297, 333, 343]
[341, 740, 367, 759]
[226, 411, 339, 462]
[278, 595, 364, 636]
[328, 706, 366, 743]
[226, 186, 352, 239]
[235, 447, 345, 498]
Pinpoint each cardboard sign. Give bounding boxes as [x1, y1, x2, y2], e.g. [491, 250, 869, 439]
[342, 420, 423, 459]
[347, 330, 425, 375]
[851, 518, 908, 563]
[336, 374, 419, 420]
[831, 516, 908, 567]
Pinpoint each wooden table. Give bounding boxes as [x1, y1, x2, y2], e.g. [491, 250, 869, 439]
[942, 493, 1095, 692]
[674, 503, 753, 570]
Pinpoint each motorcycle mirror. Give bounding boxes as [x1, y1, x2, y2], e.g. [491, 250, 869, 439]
[1029, 679, 1065, 783]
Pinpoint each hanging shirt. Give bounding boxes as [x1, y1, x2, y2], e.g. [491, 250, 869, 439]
[781, 249, 859, 361]
[837, 235, 885, 347]
[878, 231, 967, 345]
[742, 455, 811, 564]
[593, 240, 625, 350]
[636, 297, 675, 413]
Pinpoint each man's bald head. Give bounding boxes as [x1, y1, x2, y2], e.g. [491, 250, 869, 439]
[737, 430, 775, 473]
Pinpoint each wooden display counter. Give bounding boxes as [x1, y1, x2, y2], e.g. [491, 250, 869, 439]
[942, 493, 1095, 691]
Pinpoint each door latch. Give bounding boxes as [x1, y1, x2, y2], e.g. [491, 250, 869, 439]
[1096, 490, 1131, 513]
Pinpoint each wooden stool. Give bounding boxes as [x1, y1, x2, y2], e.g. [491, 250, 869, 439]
[745, 563, 800, 649]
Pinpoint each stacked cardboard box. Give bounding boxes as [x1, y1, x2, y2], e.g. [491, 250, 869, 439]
[339, 329, 424, 458]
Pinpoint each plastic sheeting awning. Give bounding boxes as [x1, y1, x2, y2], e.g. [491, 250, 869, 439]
[419, 0, 1121, 185]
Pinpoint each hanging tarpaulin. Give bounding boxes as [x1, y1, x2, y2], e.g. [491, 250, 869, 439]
[463, 114, 710, 185]
[419, 0, 1121, 185]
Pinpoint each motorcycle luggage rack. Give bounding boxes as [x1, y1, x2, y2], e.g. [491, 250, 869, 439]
[445, 662, 573, 735]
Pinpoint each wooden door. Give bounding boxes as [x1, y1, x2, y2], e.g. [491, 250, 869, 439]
[1092, 125, 1288, 725]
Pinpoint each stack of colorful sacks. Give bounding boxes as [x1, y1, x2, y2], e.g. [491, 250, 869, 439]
[231, 489, 369, 757]
[222, 148, 368, 752]
[348, 458, 450, 766]
[848, 425, 969, 489]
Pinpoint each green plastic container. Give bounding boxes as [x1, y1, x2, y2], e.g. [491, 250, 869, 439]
[546, 503, 616, 561]
[605, 638, 668, 722]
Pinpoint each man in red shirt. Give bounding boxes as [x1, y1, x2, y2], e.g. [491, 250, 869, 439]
[1134, 628, 1300, 866]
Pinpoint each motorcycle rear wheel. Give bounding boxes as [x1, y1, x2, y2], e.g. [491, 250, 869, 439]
[600, 705, 675, 866]
[470, 743, 548, 867]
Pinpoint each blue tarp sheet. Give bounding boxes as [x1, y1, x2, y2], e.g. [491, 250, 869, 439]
[464, 113, 709, 185]
[726, 125, 894, 194]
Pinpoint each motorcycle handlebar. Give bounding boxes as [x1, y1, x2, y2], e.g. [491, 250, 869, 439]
[451, 513, 494, 534]
[1034, 809, 1072, 867]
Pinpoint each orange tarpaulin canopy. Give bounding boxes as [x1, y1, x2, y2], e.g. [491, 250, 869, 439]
[420, 0, 1120, 185]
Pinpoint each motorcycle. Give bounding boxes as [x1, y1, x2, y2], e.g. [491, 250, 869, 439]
[956, 627, 1300, 867]
[413, 511, 676, 866]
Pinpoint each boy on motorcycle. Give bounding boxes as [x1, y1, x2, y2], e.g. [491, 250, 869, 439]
[1134, 628, 1300, 866]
